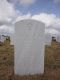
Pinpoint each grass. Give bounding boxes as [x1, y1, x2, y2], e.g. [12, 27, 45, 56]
[0, 41, 60, 80]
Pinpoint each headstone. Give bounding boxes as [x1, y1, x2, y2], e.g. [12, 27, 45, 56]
[2, 35, 6, 42]
[56, 35, 60, 42]
[14, 19, 45, 75]
[0, 35, 5, 42]
[52, 36, 56, 42]
[45, 33, 52, 46]
[10, 34, 14, 45]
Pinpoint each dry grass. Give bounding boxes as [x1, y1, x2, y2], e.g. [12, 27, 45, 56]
[0, 41, 60, 80]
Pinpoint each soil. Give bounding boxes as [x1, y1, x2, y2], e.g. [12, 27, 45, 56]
[0, 41, 60, 80]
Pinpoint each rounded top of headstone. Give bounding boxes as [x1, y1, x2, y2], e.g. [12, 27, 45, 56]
[15, 19, 45, 26]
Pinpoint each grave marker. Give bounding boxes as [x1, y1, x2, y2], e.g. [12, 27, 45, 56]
[14, 19, 45, 75]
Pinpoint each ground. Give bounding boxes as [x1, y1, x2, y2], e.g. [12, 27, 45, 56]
[0, 41, 60, 80]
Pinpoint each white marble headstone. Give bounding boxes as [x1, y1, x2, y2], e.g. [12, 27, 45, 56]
[14, 19, 45, 75]
[10, 34, 14, 45]
[56, 35, 60, 42]
[45, 34, 52, 46]
[0, 35, 5, 42]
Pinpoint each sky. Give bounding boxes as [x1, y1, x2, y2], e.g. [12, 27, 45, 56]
[0, 0, 60, 36]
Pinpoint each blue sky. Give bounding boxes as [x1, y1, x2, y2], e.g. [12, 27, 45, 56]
[0, 0, 60, 36]
[12, 0, 60, 17]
